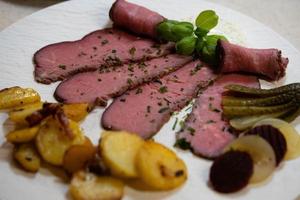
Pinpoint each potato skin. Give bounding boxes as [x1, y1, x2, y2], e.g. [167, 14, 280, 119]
[36, 117, 85, 166]
[62, 103, 89, 122]
[6, 126, 39, 143]
[0, 87, 40, 110]
[63, 137, 96, 174]
[8, 102, 43, 126]
[99, 131, 144, 178]
[69, 171, 124, 200]
[14, 143, 41, 172]
[136, 141, 188, 190]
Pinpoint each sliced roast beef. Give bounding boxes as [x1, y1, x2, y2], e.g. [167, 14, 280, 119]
[110, 0, 165, 39]
[101, 60, 216, 139]
[54, 54, 192, 105]
[176, 74, 260, 159]
[34, 28, 173, 84]
[217, 40, 288, 81]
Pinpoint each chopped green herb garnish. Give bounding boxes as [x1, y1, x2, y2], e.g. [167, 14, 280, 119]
[127, 78, 133, 85]
[135, 88, 143, 94]
[174, 138, 191, 150]
[158, 107, 169, 113]
[179, 120, 185, 129]
[58, 64, 66, 70]
[185, 106, 192, 112]
[187, 127, 195, 135]
[190, 63, 203, 76]
[147, 105, 151, 113]
[150, 119, 156, 123]
[159, 86, 168, 93]
[101, 39, 108, 45]
[128, 64, 134, 72]
[209, 103, 221, 112]
[206, 120, 216, 124]
[129, 47, 136, 56]
[172, 117, 178, 130]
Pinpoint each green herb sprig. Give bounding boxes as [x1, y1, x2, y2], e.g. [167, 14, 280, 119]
[156, 10, 227, 65]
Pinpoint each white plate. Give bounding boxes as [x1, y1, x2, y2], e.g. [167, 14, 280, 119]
[0, 0, 300, 199]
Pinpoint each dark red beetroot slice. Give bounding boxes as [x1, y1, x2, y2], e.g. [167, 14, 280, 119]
[210, 150, 254, 193]
[245, 125, 287, 165]
[217, 40, 288, 81]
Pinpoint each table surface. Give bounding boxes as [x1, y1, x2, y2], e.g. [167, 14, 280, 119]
[0, 0, 300, 51]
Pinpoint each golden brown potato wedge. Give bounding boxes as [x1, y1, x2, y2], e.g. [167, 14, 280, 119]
[0, 87, 40, 110]
[99, 131, 144, 178]
[136, 141, 188, 190]
[36, 117, 85, 166]
[14, 143, 41, 172]
[6, 126, 39, 143]
[63, 136, 96, 174]
[8, 102, 43, 125]
[69, 171, 124, 200]
[62, 103, 90, 122]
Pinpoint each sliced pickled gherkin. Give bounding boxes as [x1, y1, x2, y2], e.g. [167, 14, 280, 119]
[223, 101, 295, 117]
[222, 92, 294, 107]
[282, 107, 300, 122]
[225, 83, 300, 97]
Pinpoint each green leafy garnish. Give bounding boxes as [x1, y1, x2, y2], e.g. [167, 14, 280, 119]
[195, 10, 219, 32]
[156, 9, 227, 65]
[175, 36, 197, 55]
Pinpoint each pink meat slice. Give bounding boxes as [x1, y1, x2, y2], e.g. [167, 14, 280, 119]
[217, 40, 288, 81]
[34, 28, 173, 84]
[54, 54, 192, 105]
[177, 74, 260, 159]
[102, 60, 216, 139]
[109, 0, 165, 38]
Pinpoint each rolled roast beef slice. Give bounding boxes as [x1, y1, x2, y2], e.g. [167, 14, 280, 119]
[102, 60, 216, 139]
[54, 54, 192, 105]
[34, 28, 173, 84]
[217, 40, 288, 81]
[177, 74, 260, 159]
[110, 0, 165, 39]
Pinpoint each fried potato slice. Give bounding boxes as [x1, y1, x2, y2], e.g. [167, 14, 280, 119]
[36, 117, 85, 166]
[6, 126, 39, 143]
[8, 102, 43, 125]
[63, 136, 96, 174]
[136, 141, 188, 190]
[0, 87, 40, 110]
[14, 143, 41, 172]
[99, 131, 144, 178]
[69, 171, 124, 200]
[62, 103, 90, 122]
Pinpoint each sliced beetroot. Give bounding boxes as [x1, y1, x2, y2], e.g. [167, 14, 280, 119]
[245, 125, 287, 165]
[209, 150, 253, 193]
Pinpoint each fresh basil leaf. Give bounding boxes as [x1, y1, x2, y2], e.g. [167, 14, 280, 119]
[156, 20, 179, 42]
[194, 27, 209, 38]
[171, 22, 194, 41]
[195, 10, 219, 31]
[200, 34, 228, 64]
[195, 37, 205, 54]
[175, 36, 197, 55]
